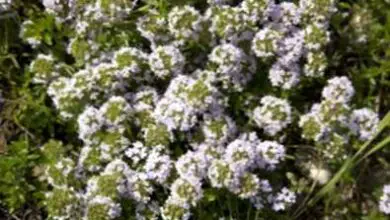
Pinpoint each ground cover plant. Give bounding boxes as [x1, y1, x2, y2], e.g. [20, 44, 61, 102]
[0, 0, 389, 219]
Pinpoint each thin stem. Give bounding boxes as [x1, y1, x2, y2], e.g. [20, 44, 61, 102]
[246, 203, 252, 220]
[13, 116, 35, 139]
[255, 210, 259, 220]
[284, 154, 295, 160]
[228, 194, 233, 220]
[235, 196, 239, 219]
[292, 180, 317, 219]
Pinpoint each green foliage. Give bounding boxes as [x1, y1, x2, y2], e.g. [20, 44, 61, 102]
[0, 3, 60, 216]
[330, 0, 390, 113]
[0, 138, 44, 213]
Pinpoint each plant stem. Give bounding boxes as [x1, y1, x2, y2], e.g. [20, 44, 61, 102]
[255, 210, 259, 220]
[246, 203, 252, 220]
[228, 194, 233, 220]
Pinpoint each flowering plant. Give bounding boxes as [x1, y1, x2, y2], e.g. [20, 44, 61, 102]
[1, 0, 390, 219]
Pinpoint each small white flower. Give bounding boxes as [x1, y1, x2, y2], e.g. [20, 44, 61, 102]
[241, 0, 275, 22]
[270, 2, 302, 31]
[77, 106, 103, 143]
[0, 0, 12, 11]
[149, 45, 185, 79]
[86, 196, 122, 219]
[145, 151, 173, 184]
[125, 172, 154, 203]
[255, 141, 285, 170]
[224, 138, 256, 174]
[136, 9, 172, 45]
[269, 62, 300, 90]
[299, 112, 330, 141]
[270, 187, 296, 211]
[176, 151, 208, 182]
[208, 159, 235, 189]
[349, 108, 379, 141]
[125, 141, 149, 167]
[170, 178, 203, 207]
[252, 27, 282, 58]
[253, 96, 292, 136]
[322, 76, 355, 103]
[42, 0, 62, 11]
[168, 6, 203, 43]
[380, 184, 390, 214]
[308, 164, 331, 185]
[304, 51, 327, 77]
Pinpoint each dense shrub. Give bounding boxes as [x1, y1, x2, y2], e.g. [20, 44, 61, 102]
[0, 0, 389, 219]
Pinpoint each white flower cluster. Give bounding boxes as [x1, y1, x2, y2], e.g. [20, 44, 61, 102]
[29, 54, 58, 84]
[349, 108, 379, 141]
[253, 96, 292, 136]
[77, 96, 132, 171]
[299, 76, 379, 160]
[379, 184, 390, 214]
[149, 45, 185, 79]
[208, 43, 256, 91]
[270, 187, 297, 211]
[169, 132, 291, 213]
[0, 0, 11, 11]
[168, 5, 204, 45]
[25, 0, 381, 219]
[250, 0, 335, 89]
[21, 0, 137, 52]
[42, 0, 137, 20]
